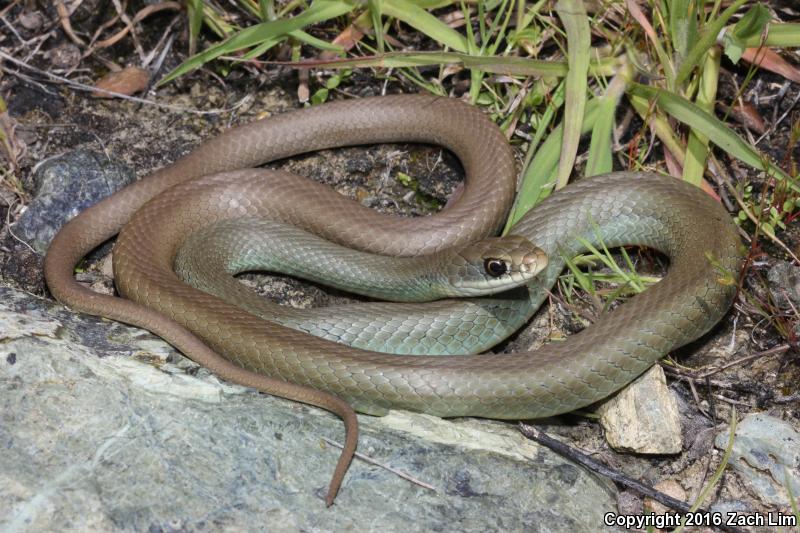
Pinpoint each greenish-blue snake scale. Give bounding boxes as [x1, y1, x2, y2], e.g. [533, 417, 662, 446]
[43, 94, 743, 505]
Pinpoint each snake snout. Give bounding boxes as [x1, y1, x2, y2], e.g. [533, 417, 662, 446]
[517, 243, 548, 276]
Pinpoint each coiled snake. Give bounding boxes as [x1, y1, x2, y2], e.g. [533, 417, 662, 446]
[44, 94, 743, 505]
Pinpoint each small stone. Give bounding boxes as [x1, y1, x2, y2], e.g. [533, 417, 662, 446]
[616, 490, 642, 515]
[598, 365, 683, 454]
[18, 10, 44, 30]
[644, 479, 686, 515]
[46, 43, 81, 70]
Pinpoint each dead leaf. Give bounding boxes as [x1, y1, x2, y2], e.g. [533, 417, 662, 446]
[742, 47, 800, 85]
[93, 66, 151, 98]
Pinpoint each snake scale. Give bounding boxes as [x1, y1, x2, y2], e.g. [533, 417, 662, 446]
[43, 94, 743, 505]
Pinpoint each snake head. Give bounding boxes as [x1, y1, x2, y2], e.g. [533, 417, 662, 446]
[441, 234, 547, 297]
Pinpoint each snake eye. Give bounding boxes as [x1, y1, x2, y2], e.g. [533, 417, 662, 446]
[484, 258, 508, 278]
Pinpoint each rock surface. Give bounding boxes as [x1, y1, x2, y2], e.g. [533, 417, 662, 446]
[13, 150, 135, 254]
[1, 286, 618, 531]
[715, 413, 800, 508]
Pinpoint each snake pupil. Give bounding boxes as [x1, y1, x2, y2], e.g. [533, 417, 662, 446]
[484, 258, 508, 278]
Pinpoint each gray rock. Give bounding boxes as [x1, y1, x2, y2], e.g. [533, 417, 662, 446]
[1, 286, 618, 531]
[715, 413, 800, 507]
[597, 365, 682, 454]
[13, 151, 135, 254]
[767, 261, 800, 310]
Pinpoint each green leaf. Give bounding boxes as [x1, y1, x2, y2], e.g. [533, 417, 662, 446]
[722, 4, 770, 63]
[630, 83, 800, 193]
[187, 0, 204, 56]
[682, 47, 720, 186]
[555, 0, 590, 189]
[504, 98, 601, 231]
[741, 23, 800, 48]
[674, 0, 748, 86]
[311, 87, 329, 104]
[732, 4, 771, 42]
[669, 0, 698, 62]
[368, 0, 385, 53]
[586, 74, 627, 177]
[159, 0, 356, 84]
[382, 0, 469, 52]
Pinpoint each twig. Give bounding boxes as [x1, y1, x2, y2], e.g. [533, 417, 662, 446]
[685, 377, 711, 419]
[55, 0, 86, 46]
[517, 423, 748, 533]
[87, 2, 181, 54]
[321, 437, 437, 493]
[706, 376, 718, 424]
[754, 86, 800, 147]
[696, 344, 791, 379]
[712, 393, 752, 408]
[0, 15, 24, 44]
[0, 50, 242, 116]
[774, 393, 800, 404]
[0, 0, 20, 18]
[4, 197, 36, 253]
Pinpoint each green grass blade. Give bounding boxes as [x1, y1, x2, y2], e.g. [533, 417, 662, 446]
[554, 0, 590, 190]
[668, 0, 698, 64]
[504, 98, 600, 231]
[241, 29, 343, 60]
[674, 0, 748, 86]
[682, 47, 720, 185]
[160, 0, 356, 84]
[586, 71, 628, 177]
[382, 0, 469, 52]
[630, 83, 800, 192]
[259, 50, 578, 75]
[187, 0, 204, 56]
[368, 0, 385, 53]
[521, 80, 566, 174]
[741, 23, 800, 48]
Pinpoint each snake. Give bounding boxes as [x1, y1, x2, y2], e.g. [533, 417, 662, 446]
[174, 218, 546, 355]
[43, 93, 744, 505]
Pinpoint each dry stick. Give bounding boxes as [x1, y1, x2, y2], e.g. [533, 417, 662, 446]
[755, 87, 800, 147]
[55, 0, 86, 46]
[706, 377, 719, 424]
[90, 2, 181, 53]
[712, 393, 752, 408]
[696, 344, 790, 379]
[517, 423, 748, 533]
[321, 437, 437, 493]
[685, 377, 711, 419]
[0, 50, 242, 116]
[774, 393, 800, 404]
[663, 368, 736, 390]
[0, 15, 25, 44]
[0, 0, 20, 18]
